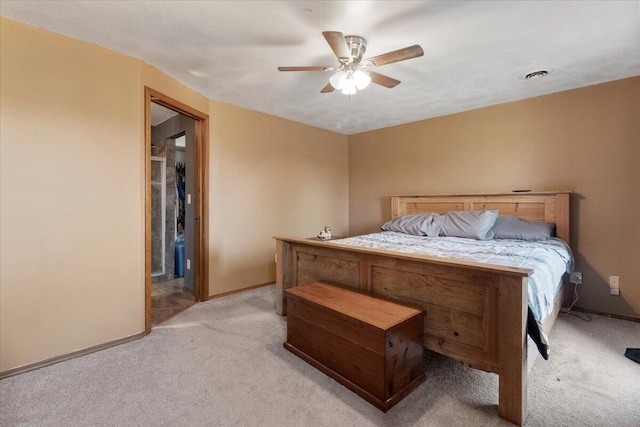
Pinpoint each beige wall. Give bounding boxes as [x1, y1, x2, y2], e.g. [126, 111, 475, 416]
[0, 19, 144, 371]
[0, 18, 348, 372]
[208, 102, 348, 294]
[348, 77, 640, 318]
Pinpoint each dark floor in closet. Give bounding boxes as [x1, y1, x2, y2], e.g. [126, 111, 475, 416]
[151, 278, 195, 326]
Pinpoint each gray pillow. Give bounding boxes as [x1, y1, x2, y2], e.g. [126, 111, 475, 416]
[440, 210, 499, 240]
[381, 213, 443, 237]
[492, 216, 554, 241]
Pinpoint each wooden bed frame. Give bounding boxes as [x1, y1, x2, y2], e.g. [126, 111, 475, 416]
[275, 191, 571, 425]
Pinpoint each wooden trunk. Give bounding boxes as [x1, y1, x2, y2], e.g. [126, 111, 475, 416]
[284, 282, 426, 412]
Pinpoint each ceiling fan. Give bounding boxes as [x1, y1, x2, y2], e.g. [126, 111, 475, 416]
[278, 31, 424, 96]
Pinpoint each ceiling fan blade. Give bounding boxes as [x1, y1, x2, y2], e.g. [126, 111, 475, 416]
[322, 31, 351, 62]
[369, 71, 401, 88]
[364, 45, 424, 67]
[320, 82, 335, 93]
[278, 66, 335, 72]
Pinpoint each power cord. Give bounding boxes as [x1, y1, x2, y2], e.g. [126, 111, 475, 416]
[560, 281, 592, 322]
[569, 310, 591, 322]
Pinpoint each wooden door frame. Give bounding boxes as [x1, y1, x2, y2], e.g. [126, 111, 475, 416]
[144, 87, 210, 334]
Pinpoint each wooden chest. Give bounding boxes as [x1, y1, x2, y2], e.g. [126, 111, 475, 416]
[284, 281, 425, 412]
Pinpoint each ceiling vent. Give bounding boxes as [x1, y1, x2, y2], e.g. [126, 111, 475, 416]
[522, 70, 552, 80]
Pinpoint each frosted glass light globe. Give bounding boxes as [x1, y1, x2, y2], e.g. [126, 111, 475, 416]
[341, 78, 356, 95]
[353, 70, 371, 90]
[329, 71, 347, 90]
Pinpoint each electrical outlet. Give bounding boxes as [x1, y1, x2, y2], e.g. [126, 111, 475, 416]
[569, 271, 582, 285]
[187, 259, 191, 270]
[609, 276, 620, 295]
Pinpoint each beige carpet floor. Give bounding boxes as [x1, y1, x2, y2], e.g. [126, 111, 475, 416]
[1, 285, 638, 426]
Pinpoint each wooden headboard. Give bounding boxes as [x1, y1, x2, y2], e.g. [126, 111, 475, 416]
[391, 191, 572, 244]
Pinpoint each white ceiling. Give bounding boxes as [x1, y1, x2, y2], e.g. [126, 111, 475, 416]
[150, 102, 179, 126]
[2, 1, 639, 135]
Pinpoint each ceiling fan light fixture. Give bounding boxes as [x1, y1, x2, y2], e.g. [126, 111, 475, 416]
[341, 78, 357, 95]
[329, 70, 347, 90]
[353, 70, 371, 90]
[278, 31, 423, 95]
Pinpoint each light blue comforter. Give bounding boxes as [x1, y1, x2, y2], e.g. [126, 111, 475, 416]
[331, 231, 574, 323]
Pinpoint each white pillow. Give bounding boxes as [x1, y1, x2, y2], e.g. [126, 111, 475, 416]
[440, 210, 499, 240]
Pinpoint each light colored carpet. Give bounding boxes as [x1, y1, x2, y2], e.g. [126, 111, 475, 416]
[1, 285, 638, 426]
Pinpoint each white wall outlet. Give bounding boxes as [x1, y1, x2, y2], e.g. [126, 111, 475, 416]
[609, 276, 620, 295]
[569, 271, 582, 285]
[187, 259, 191, 270]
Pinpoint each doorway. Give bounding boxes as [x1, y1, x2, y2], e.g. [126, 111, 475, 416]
[145, 87, 209, 333]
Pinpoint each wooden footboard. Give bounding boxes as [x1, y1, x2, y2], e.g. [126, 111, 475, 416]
[275, 237, 530, 425]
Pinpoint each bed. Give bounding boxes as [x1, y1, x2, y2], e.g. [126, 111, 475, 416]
[274, 191, 571, 425]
